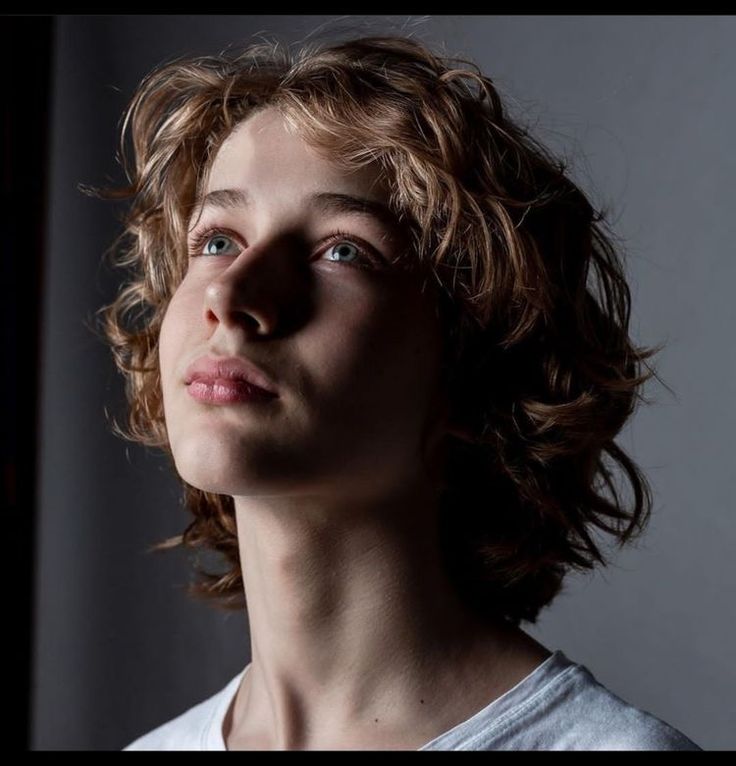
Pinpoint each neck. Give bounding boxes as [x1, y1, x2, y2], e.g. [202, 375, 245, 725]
[223, 477, 545, 750]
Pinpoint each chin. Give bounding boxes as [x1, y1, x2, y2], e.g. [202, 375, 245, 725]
[176, 466, 271, 497]
[170, 439, 245, 493]
[171, 436, 294, 497]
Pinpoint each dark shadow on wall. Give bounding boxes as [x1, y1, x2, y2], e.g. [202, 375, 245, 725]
[2, 14, 55, 752]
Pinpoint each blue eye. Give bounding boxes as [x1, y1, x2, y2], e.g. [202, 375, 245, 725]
[323, 241, 361, 264]
[201, 233, 238, 256]
[187, 228, 379, 268]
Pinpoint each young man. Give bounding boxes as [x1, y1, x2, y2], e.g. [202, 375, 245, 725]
[98, 34, 701, 750]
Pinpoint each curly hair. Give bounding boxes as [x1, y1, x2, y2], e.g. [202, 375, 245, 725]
[91, 33, 664, 626]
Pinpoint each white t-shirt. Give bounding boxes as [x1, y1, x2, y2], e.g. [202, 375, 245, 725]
[122, 650, 701, 750]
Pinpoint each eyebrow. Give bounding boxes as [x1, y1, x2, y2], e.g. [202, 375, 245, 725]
[191, 188, 406, 239]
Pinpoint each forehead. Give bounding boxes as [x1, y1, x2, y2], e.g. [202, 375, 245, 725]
[193, 107, 408, 249]
[206, 107, 389, 201]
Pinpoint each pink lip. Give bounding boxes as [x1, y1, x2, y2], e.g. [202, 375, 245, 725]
[187, 378, 276, 405]
[184, 355, 279, 402]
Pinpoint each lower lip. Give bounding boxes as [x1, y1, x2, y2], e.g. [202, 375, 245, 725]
[186, 379, 277, 405]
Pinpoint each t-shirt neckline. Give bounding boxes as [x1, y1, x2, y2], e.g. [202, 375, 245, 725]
[207, 649, 573, 751]
[417, 649, 573, 749]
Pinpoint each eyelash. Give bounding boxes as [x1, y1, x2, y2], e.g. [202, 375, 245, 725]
[186, 226, 380, 268]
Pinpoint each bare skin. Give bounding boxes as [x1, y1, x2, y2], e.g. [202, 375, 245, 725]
[158, 107, 551, 751]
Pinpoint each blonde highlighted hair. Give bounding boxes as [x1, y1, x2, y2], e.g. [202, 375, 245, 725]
[93, 34, 663, 624]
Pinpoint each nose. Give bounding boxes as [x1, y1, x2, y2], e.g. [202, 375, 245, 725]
[202, 239, 303, 336]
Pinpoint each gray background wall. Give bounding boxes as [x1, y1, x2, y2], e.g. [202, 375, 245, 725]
[32, 15, 735, 750]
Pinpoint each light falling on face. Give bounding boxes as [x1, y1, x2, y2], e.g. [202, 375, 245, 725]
[158, 107, 455, 505]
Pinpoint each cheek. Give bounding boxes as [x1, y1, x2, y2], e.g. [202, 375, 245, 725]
[310, 286, 443, 412]
[310, 290, 394, 382]
[158, 288, 197, 385]
[158, 302, 178, 381]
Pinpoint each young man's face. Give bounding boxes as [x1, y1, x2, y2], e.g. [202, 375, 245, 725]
[158, 107, 455, 504]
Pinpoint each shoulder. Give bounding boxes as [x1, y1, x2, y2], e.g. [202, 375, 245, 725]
[446, 651, 702, 751]
[518, 659, 702, 751]
[122, 696, 214, 751]
[122, 670, 244, 751]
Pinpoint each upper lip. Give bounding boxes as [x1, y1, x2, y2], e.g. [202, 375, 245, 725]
[184, 355, 279, 396]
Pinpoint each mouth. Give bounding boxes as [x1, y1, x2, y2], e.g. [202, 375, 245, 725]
[184, 354, 279, 397]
